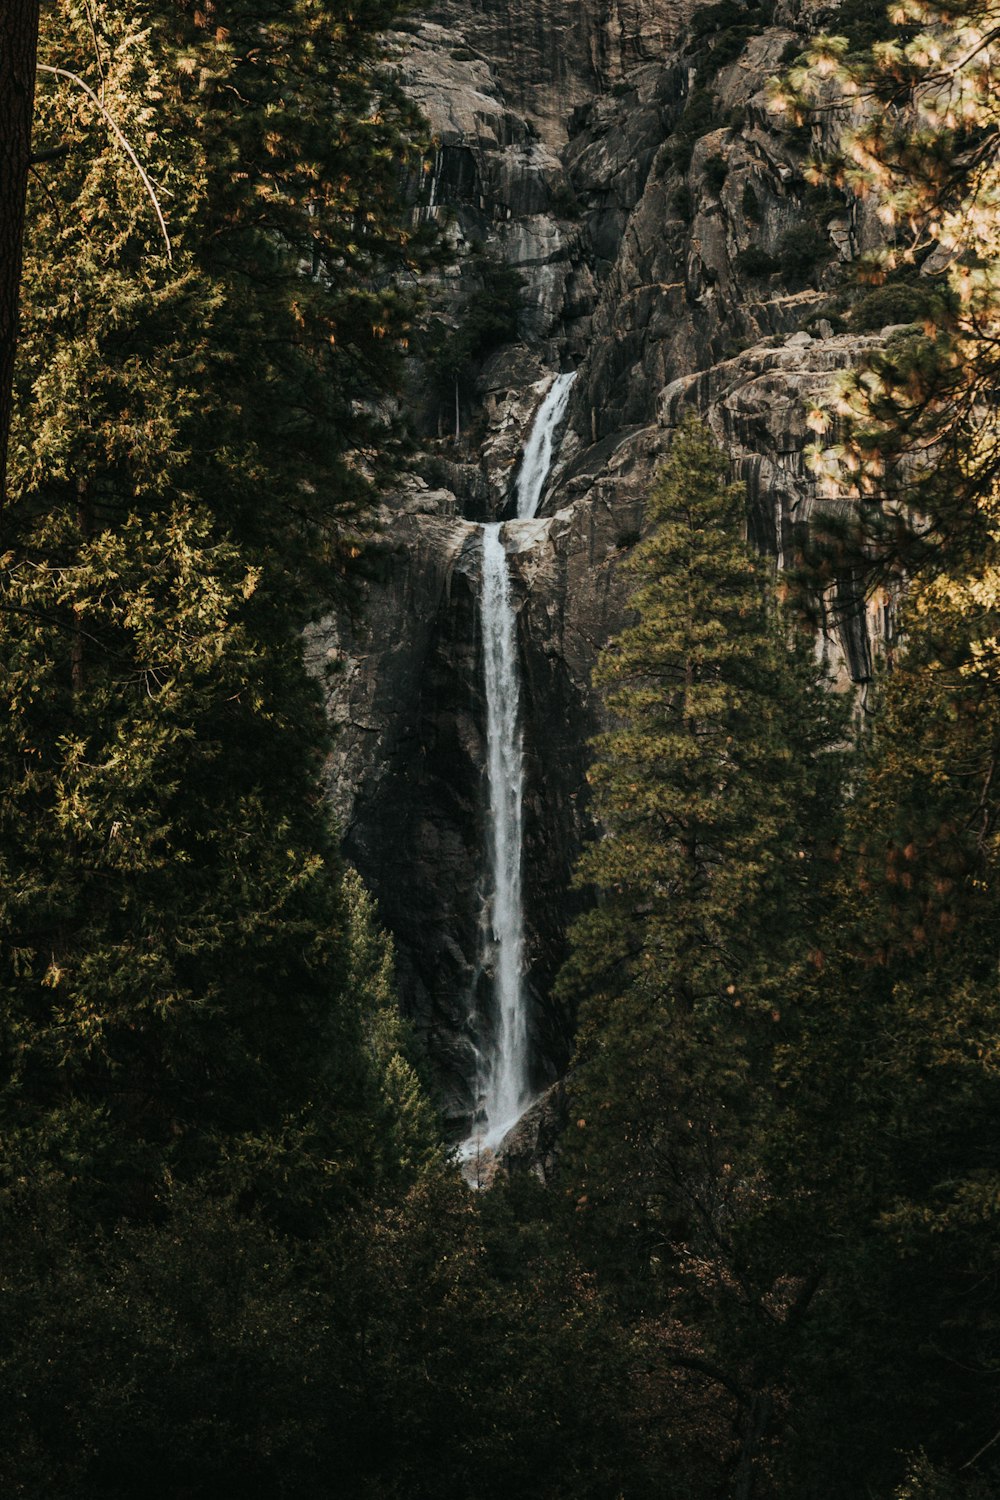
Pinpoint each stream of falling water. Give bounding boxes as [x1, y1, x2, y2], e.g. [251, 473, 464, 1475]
[464, 372, 577, 1163]
[474, 522, 528, 1150]
[514, 371, 576, 520]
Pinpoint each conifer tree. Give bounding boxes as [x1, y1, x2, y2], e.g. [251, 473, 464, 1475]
[564, 420, 847, 1234]
[558, 419, 848, 1485]
[0, 3, 453, 1487]
[1, 0, 429, 1217]
[776, 0, 1000, 587]
[751, 7, 1000, 1493]
[749, 573, 1000, 1499]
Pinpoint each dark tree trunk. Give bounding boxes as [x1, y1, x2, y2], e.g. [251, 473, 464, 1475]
[0, 0, 40, 521]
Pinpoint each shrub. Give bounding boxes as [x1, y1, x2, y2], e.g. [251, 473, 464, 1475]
[666, 87, 722, 170]
[549, 182, 581, 218]
[850, 282, 929, 330]
[735, 245, 778, 277]
[706, 25, 753, 73]
[778, 223, 830, 283]
[704, 154, 729, 191]
[691, 0, 747, 38]
[690, 0, 773, 38]
[804, 183, 848, 221]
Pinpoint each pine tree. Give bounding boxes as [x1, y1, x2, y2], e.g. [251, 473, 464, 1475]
[755, 571, 1000, 1499]
[775, 0, 1000, 588]
[0, 0, 431, 1216]
[0, 2, 452, 1488]
[558, 419, 849, 1487]
[342, 867, 442, 1183]
[751, 8, 1000, 1492]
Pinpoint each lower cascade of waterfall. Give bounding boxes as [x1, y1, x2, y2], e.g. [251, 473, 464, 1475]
[465, 522, 531, 1156]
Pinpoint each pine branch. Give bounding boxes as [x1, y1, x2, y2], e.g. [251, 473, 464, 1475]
[36, 63, 172, 263]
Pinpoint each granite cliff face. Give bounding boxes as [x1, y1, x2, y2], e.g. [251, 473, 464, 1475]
[314, 0, 893, 1135]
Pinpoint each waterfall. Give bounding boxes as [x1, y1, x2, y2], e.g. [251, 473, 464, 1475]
[474, 523, 529, 1149]
[464, 373, 575, 1162]
[514, 371, 577, 520]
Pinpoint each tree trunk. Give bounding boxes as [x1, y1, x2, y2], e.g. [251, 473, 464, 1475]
[0, 0, 40, 522]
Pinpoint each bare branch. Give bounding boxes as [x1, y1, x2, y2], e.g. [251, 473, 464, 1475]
[36, 62, 172, 263]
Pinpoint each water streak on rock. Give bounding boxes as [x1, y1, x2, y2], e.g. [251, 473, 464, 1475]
[473, 521, 529, 1150]
[514, 371, 576, 519]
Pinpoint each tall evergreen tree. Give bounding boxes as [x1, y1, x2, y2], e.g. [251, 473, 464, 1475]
[2, 0, 429, 1215]
[756, 7, 1000, 1494]
[558, 419, 849, 1491]
[749, 495, 1000, 1498]
[0, 3, 454, 1489]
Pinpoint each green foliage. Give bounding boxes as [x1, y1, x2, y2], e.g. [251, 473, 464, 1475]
[803, 181, 847, 220]
[751, 561, 1000, 1496]
[778, 222, 831, 284]
[0, 3, 463, 1489]
[734, 244, 779, 277]
[10, 0, 1000, 1495]
[690, 0, 774, 86]
[0, 8, 668, 1497]
[16, 1, 433, 595]
[342, 868, 443, 1181]
[824, 0, 903, 53]
[703, 24, 755, 74]
[844, 267, 957, 334]
[703, 153, 729, 191]
[748, 11, 1000, 1491]
[0, 1164, 652, 1500]
[549, 179, 582, 217]
[691, 0, 752, 38]
[2, 0, 435, 1223]
[423, 250, 524, 429]
[777, 0, 1000, 581]
[666, 87, 722, 171]
[558, 420, 848, 1316]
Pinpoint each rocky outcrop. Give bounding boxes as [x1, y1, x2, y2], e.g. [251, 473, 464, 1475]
[414, 0, 693, 149]
[310, 470, 647, 1132]
[318, 0, 895, 1135]
[461, 1081, 569, 1188]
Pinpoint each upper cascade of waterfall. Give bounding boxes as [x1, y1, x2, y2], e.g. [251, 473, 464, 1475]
[514, 372, 576, 520]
